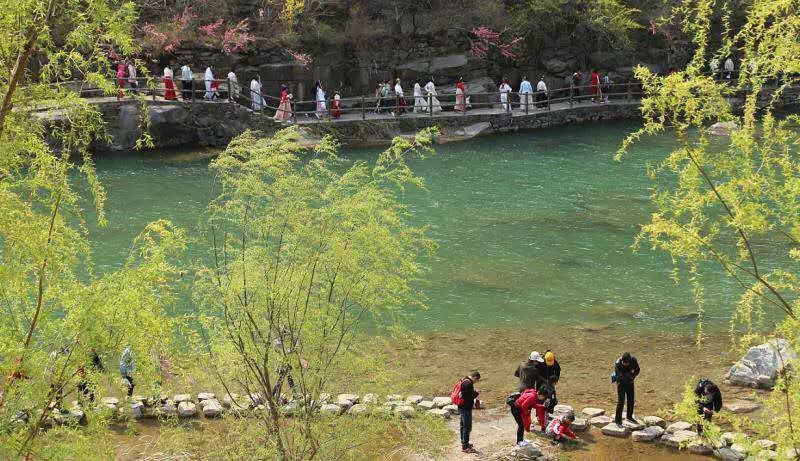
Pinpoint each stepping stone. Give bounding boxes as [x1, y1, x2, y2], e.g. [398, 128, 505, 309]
[432, 396, 452, 408]
[202, 399, 222, 417]
[553, 404, 574, 415]
[197, 392, 215, 402]
[443, 404, 458, 415]
[601, 423, 630, 438]
[589, 415, 613, 427]
[660, 430, 698, 448]
[130, 402, 144, 420]
[756, 450, 779, 460]
[318, 393, 331, 403]
[337, 393, 360, 405]
[386, 394, 403, 402]
[417, 400, 435, 410]
[173, 394, 191, 403]
[756, 439, 777, 450]
[631, 426, 664, 442]
[643, 415, 666, 428]
[666, 421, 693, 434]
[426, 408, 450, 419]
[394, 405, 415, 419]
[177, 401, 197, 417]
[689, 442, 714, 455]
[362, 393, 378, 405]
[404, 395, 424, 405]
[320, 404, 343, 416]
[571, 418, 589, 432]
[724, 400, 761, 414]
[280, 401, 298, 417]
[582, 407, 605, 417]
[336, 396, 354, 410]
[100, 397, 119, 409]
[347, 404, 369, 415]
[714, 447, 745, 461]
[622, 419, 645, 431]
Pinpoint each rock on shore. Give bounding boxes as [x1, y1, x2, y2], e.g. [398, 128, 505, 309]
[726, 339, 796, 389]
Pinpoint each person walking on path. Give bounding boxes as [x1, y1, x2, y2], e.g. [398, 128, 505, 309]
[331, 91, 342, 118]
[601, 73, 612, 102]
[546, 411, 578, 444]
[453, 370, 481, 453]
[413, 80, 425, 113]
[163, 62, 177, 100]
[424, 78, 442, 113]
[571, 70, 583, 98]
[695, 379, 722, 434]
[204, 66, 216, 100]
[515, 351, 545, 391]
[119, 346, 135, 398]
[127, 62, 138, 94]
[394, 78, 406, 116]
[590, 69, 602, 103]
[613, 352, 640, 426]
[180, 63, 193, 100]
[499, 78, 512, 111]
[314, 80, 327, 119]
[115, 62, 126, 100]
[250, 77, 262, 111]
[519, 76, 533, 112]
[454, 77, 467, 112]
[535, 77, 548, 109]
[274, 84, 293, 121]
[724, 57, 735, 79]
[509, 387, 547, 446]
[227, 68, 239, 102]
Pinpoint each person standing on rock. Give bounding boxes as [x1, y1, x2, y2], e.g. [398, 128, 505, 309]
[515, 351, 545, 391]
[119, 346, 135, 398]
[499, 78, 512, 111]
[509, 387, 547, 446]
[695, 379, 722, 434]
[535, 76, 548, 109]
[180, 63, 193, 100]
[518, 76, 533, 112]
[454, 370, 481, 453]
[413, 80, 425, 113]
[613, 352, 640, 426]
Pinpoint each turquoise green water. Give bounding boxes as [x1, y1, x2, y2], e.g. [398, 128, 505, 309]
[87, 122, 744, 331]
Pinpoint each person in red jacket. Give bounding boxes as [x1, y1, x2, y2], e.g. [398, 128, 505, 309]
[509, 387, 547, 446]
[590, 69, 602, 103]
[546, 411, 577, 444]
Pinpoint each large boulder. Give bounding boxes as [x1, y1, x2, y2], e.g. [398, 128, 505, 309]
[707, 121, 740, 137]
[543, 58, 568, 75]
[726, 339, 796, 389]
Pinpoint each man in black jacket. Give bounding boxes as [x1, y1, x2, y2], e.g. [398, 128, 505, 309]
[457, 371, 481, 453]
[613, 352, 640, 426]
[695, 379, 723, 434]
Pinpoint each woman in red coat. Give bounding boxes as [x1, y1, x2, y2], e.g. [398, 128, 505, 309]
[454, 77, 466, 111]
[331, 91, 342, 119]
[590, 69, 601, 103]
[509, 388, 547, 446]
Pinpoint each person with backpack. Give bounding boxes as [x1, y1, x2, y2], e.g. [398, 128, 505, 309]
[612, 352, 640, 426]
[695, 379, 723, 434]
[545, 411, 578, 444]
[514, 351, 544, 391]
[508, 387, 547, 446]
[452, 370, 481, 453]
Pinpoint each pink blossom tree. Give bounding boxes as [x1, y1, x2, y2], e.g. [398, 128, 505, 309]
[139, 7, 195, 54]
[199, 19, 256, 55]
[469, 27, 522, 61]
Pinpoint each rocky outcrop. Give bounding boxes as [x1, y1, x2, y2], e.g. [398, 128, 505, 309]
[707, 121, 740, 136]
[726, 339, 796, 389]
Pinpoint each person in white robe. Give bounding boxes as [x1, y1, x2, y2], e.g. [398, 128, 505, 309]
[413, 81, 425, 113]
[250, 78, 262, 111]
[204, 66, 215, 99]
[724, 58, 734, 80]
[227, 69, 239, 101]
[424, 78, 442, 113]
[314, 80, 326, 118]
[499, 78, 512, 111]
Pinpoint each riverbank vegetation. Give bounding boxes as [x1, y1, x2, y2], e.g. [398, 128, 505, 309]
[617, 0, 800, 454]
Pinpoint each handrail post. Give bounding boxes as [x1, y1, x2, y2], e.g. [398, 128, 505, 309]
[292, 99, 297, 123]
[361, 95, 365, 120]
[525, 92, 529, 115]
[626, 83, 632, 101]
[192, 80, 195, 103]
[228, 80, 233, 103]
[569, 86, 573, 108]
[429, 92, 433, 116]
[152, 80, 156, 101]
[547, 91, 551, 112]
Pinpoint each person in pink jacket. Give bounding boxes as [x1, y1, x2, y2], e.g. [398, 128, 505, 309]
[546, 411, 577, 444]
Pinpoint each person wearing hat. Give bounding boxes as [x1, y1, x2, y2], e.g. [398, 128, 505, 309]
[515, 351, 545, 392]
[542, 350, 561, 384]
[613, 352, 640, 426]
[695, 378, 722, 434]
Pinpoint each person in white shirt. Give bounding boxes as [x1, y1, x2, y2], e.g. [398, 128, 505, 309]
[724, 58, 734, 80]
[499, 78, 512, 111]
[127, 62, 138, 94]
[413, 80, 425, 113]
[204, 66, 216, 99]
[180, 64, 193, 100]
[250, 77, 262, 111]
[424, 78, 442, 113]
[394, 78, 406, 116]
[227, 69, 238, 102]
[314, 80, 326, 118]
[536, 77, 548, 109]
[163, 61, 177, 100]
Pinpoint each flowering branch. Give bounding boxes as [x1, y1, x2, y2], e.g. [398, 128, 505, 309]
[469, 27, 522, 61]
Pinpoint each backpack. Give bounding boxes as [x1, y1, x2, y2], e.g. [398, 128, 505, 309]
[451, 377, 469, 406]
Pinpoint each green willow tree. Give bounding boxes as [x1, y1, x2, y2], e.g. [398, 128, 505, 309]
[192, 126, 437, 460]
[0, 0, 184, 459]
[617, 0, 800, 454]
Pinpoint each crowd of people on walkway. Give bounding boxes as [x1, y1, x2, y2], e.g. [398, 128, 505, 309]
[452, 351, 724, 454]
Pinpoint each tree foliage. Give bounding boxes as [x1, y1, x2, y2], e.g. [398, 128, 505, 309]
[192, 126, 437, 460]
[618, 0, 800, 453]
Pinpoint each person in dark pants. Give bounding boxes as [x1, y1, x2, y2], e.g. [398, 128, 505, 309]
[695, 379, 723, 434]
[457, 371, 481, 453]
[509, 387, 546, 446]
[514, 351, 545, 391]
[613, 352, 640, 426]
